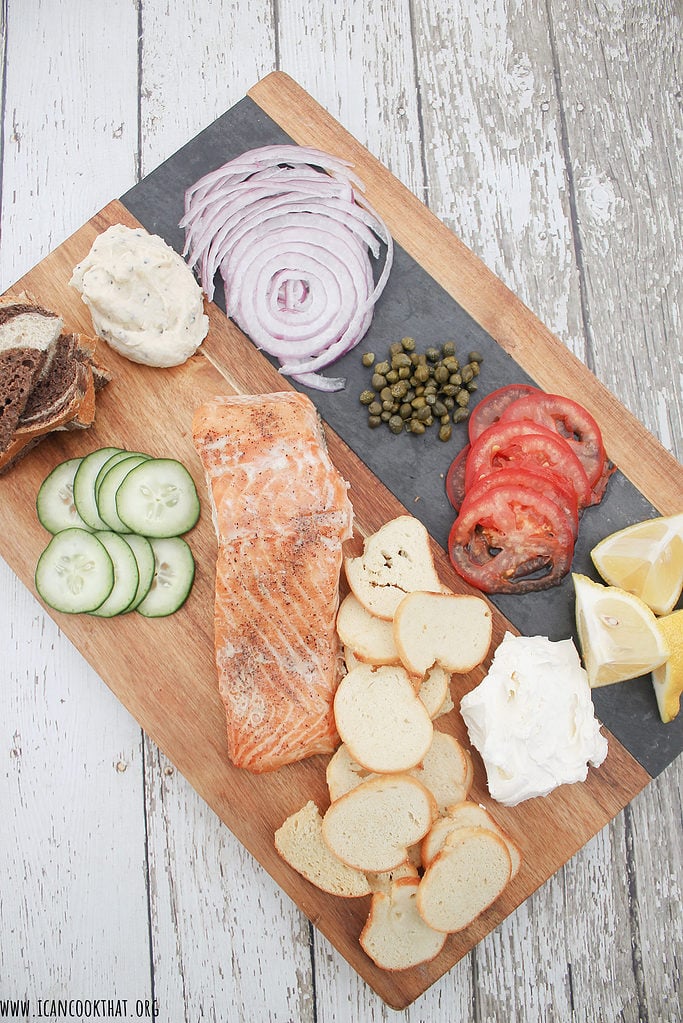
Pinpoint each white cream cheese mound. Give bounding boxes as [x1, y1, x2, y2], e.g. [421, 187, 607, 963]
[460, 632, 608, 806]
[70, 224, 208, 367]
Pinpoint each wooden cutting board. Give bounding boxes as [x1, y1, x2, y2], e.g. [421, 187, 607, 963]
[0, 73, 680, 1009]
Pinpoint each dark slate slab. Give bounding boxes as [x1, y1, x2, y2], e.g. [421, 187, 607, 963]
[122, 96, 682, 778]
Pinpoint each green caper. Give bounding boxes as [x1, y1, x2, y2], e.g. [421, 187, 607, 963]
[381, 399, 394, 412]
[380, 386, 393, 402]
[409, 419, 426, 435]
[425, 393, 437, 406]
[389, 342, 403, 357]
[434, 365, 449, 385]
[411, 395, 427, 409]
[439, 424, 453, 442]
[452, 406, 469, 423]
[375, 361, 391, 376]
[425, 347, 440, 363]
[442, 341, 456, 356]
[399, 403, 413, 419]
[409, 352, 421, 366]
[468, 350, 483, 363]
[388, 415, 404, 434]
[461, 365, 474, 384]
[391, 380, 408, 399]
[361, 352, 375, 367]
[444, 396, 455, 410]
[416, 405, 432, 423]
[360, 389, 375, 405]
[456, 389, 470, 407]
[443, 356, 459, 372]
[398, 366, 411, 380]
[440, 413, 451, 426]
[433, 400, 447, 417]
[368, 401, 382, 416]
[380, 410, 392, 422]
[368, 415, 382, 428]
[442, 383, 457, 396]
[466, 380, 478, 392]
[372, 373, 386, 390]
[468, 360, 481, 376]
[385, 369, 399, 384]
[392, 352, 412, 369]
[414, 364, 430, 383]
[401, 336, 416, 352]
[449, 373, 462, 386]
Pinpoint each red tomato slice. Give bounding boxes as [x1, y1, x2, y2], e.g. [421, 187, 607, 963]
[499, 392, 606, 490]
[463, 465, 579, 538]
[468, 383, 540, 443]
[465, 420, 593, 509]
[448, 482, 576, 594]
[445, 444, 470, 511]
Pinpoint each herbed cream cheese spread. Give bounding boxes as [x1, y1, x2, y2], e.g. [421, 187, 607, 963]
[70, 224, 209, 367]
[460, 632, 608, 806]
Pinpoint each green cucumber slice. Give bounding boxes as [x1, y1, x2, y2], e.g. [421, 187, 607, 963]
[121, 533, 156, 612]
[136, 536, 196, 618]
[94, 449, 151, 497]
[35, 528, 114, 614]
[116, 458, 200, 538]
[36, 457, 92, 533]
[96, 454, 150, 533]
[73, 447, 123, 530]
[89, 531, 140, 618]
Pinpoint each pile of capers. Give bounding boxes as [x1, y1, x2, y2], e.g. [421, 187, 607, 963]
[359, 338, 483, 440]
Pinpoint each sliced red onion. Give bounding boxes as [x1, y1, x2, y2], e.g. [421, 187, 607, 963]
[182, 145, 393, 391]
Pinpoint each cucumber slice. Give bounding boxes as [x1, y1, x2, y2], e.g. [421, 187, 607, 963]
[35, 528, 114, 614]
[116, 458, 200, 538]
[73, 447, 123, 530]
[137, 536, 196, 618]
[36, 457, 92, 533]
[89, 531, 140, 618]
[94, 449, 151, 497]
[121, 533, 156, 612]
[96, 454, 150, 533]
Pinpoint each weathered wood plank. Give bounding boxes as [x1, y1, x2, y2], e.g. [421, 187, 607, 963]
[0, 577, 152, 1002]
[0, 0, 152, 1007]
[0, 0, 138, 291]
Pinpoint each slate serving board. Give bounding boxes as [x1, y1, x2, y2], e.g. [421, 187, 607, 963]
[1, 73, 680, 1009]
[123, 87, 682, 777]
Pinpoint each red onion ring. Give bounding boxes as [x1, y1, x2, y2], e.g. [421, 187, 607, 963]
[181, 145, 393, 391]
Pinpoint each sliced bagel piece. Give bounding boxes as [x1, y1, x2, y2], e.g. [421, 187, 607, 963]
[274, 800, 371, 898]
[336, 592, 401, 665]
[322, 773, 437, 874]
[421, 800, 521, 877]
[360, 877, 447, 971]
[394, 590, 493, 676]
[417, 825, 512, 933]
[408, 730, 472, 815]
[334, 663, 433, 773]
[344, 515, 441, 620]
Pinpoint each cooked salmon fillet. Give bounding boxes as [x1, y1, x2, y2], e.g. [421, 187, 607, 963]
[192, 391, 353, 772]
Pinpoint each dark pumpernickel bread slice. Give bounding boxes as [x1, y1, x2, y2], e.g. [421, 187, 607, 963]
[0, 346, 49, 450]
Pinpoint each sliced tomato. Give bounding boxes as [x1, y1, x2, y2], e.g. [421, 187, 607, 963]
[468, 383, 540, 443]
[448, 482, 576, 594]
[463, 465, 579, 538]
[445, 444, 470, 511]
[464, 420, 593, 509]
[499, 392, 606, 491]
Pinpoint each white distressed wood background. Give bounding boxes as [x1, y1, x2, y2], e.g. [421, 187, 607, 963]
[1, 1, 681, 1020]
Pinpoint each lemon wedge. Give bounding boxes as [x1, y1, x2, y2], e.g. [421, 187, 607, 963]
[652, 609, 683, 723]
[590, 512, 683, 616]
[573, 573, 670, 688]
